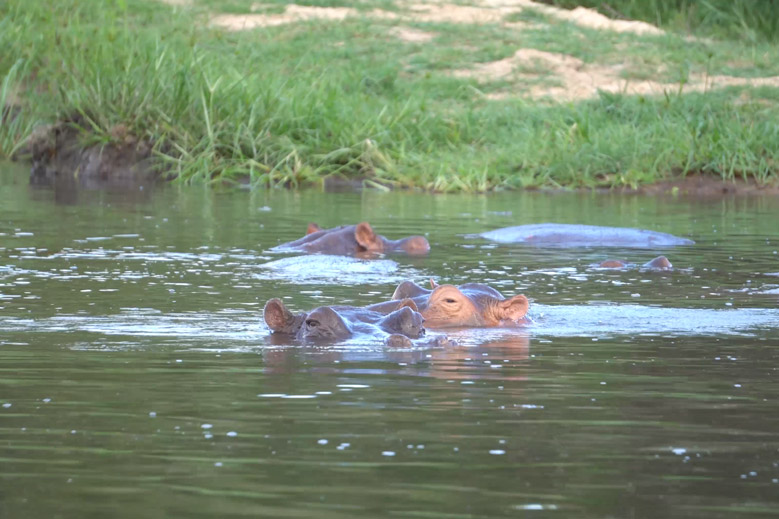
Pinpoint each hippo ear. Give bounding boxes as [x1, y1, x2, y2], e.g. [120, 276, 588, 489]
[395, 298, 418, 313]
[354, 222, 382, 251]
[306, 223, 322, 235]
[497, 294, 529, 322]
[429, 278, 438, 289]
[264, 298, 295, 332]
[392, 281, 429, 300]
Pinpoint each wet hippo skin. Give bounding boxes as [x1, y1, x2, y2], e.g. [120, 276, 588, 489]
[595, 256, 674, 270]
[263, 297, 427, 346]
[385, 281, 531, 328]
[479, 223, 694, 248]
[273, 222, 430, 257]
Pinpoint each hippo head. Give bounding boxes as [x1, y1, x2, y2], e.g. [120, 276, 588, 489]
[354, 222, 430, 256]
[298, 306, 352, 341]
[643, 256, 672, 270]
[598, 259, 629, 269]
[421, 284, 529, 328]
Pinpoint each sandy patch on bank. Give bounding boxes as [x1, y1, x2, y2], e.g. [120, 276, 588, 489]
[453, 48, 779, 101]
[211, 5, 364, 30]
[404, 2, 519, 25]
[209, 0, 660, 35]
[478, 0, 662, 35]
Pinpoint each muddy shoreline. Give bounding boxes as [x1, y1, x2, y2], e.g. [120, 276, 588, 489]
[16, 119, 157, 188]
[10, 122, 779, 196]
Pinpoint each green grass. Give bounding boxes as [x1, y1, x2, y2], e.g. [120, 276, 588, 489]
[1, 0, 778, 191]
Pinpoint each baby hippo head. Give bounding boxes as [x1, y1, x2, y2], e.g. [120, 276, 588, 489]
[298, 306, 352, 341]
[263, 300, 352, 341]
[422, 284, 529, 328]
[379, 301, 425, 339]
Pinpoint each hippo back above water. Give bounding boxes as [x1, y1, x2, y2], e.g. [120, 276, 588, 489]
[478, 223, 694, 248]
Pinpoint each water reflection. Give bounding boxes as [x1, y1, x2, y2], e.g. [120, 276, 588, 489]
[3, 162, 779, 519]
[29, 171, 156, 205]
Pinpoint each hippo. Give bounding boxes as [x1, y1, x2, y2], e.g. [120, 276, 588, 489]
[593, 256, 674, 270]
[272, 222, 430, 257]
[263, 297, 428, 346]
[478, 223, 694, 248]
[381, 281, 531, 329]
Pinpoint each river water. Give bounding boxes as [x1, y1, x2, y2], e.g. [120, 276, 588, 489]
[1, 162, 778, 518]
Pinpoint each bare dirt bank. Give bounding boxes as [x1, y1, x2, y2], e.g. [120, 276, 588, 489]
[18, 120, 158, 187]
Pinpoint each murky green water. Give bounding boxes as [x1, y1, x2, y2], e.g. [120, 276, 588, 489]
[2, 162, 778, 518]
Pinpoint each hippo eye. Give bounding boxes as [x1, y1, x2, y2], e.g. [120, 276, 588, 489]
[445, 298, 457, 304]
[306, 319, 320, 328]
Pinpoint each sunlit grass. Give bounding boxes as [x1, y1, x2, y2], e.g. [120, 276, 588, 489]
[1, 0, 778, 191]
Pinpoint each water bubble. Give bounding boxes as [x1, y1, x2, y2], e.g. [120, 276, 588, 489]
[149, 411, 157, 418]
[382, 451, 396, 457]
[201, 424, 213, 429]
[2, 403, 11, 409]
[671, 448, 686, 455]
[318, 439, 328, 445]
[226, 431, 237, 437]
[489, 450, 506, 455]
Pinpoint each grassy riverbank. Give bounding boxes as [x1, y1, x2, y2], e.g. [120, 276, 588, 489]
[2, 0, 779, 191]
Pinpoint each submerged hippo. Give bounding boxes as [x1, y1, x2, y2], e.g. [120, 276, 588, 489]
[263, 297, 428, 346]
[272, 222, 430, 257]
[382, 281, 531, 328]
[478, 223, 694, 248]
[593, 256, 674, 270]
